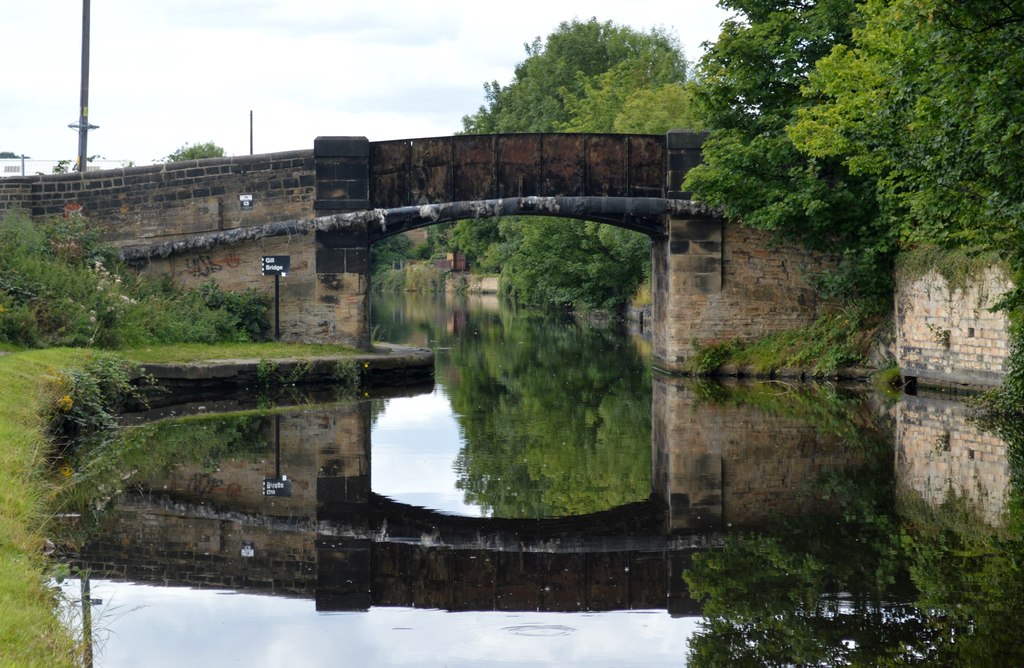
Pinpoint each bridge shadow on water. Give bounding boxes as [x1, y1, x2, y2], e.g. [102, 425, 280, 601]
[65, 375, 891, 617]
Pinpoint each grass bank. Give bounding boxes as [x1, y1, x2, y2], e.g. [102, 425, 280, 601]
[0, 349, 82, 668]
[121, 341, 358, 364]
[0, 342, 366, 666]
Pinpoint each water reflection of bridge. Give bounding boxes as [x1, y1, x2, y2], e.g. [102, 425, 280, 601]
[76, 490, 715, 614]
[68, 375, 1007, 615]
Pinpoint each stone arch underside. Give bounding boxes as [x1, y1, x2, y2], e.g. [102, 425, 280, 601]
[117, 197, 715, 263]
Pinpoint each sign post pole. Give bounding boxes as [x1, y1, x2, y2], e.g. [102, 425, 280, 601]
[274, 272, 280, 340]
[261, 256, 290, 341]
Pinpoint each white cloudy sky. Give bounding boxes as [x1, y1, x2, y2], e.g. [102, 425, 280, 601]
[62, 579, 699, 666]
[3, 1, 730, 165]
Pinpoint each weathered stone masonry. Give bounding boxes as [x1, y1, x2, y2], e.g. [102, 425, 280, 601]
[896, 266, 1012, 388]
[0, 150, 316, 245]
[652, 131, 840, 371]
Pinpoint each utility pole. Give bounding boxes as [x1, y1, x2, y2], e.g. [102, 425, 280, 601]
[69, 0, 98, 171]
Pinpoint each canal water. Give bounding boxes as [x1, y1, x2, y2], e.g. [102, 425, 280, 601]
[54, 292, 1024, 666]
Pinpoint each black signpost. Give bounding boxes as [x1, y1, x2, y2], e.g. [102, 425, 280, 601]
[261, 256, 290, 340]
[263, 414, 292, 498]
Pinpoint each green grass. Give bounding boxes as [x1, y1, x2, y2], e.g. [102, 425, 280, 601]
[0, 349, 83, 668]
[121, 341, 360, 364]
[686, 308, 881, 376]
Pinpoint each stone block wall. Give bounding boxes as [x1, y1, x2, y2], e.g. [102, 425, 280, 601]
[653, 218, 840, 371]
[896, 266, 1012, 388]
[136, 234, 367, 347]
[896, 394, 1009, 525]
[0, 150, 316, 248]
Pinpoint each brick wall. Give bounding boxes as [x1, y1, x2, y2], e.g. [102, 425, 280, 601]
[896, 265, 1012, 388]
[896, 394, 1009, 525]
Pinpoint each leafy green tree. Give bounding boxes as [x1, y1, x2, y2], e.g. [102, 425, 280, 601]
[789, 0, 1024, 258]
[499, 219, 650, 311]
[164, 141, 226, 162]
[455, 19, 690, 311]
[462, 19, 686, 134]
[684, 0, 892, 301]
[0, 151, 20, 159]
[369, 233, 413, 277]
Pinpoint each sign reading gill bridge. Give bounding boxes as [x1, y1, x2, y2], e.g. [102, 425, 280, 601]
[261, 256, 290, 276]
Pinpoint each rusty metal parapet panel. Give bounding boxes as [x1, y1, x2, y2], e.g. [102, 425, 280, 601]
[539, 134, 585, 196]
[369, 140, 411, 209]
[369, 133, 667, 208]
[628, 135, 666, 198]
[410, 138, 454, 204]
[453, 135, 496, 201]
[495, 134, 543, 198]
[585, 135, 628, 197]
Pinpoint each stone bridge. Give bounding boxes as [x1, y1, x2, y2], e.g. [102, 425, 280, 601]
[0, 131, 838, 371]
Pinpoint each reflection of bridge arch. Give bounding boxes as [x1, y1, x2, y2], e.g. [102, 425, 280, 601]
[333, 493, 668, 549]
[67, 377, 882, 615]
[67, 491, 712, 615]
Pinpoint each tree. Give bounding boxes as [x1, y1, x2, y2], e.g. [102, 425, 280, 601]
[454, 19, 691, 311]
[0, 152, 20, 159]
[500, 219, 650, 311]
[462, 19, 687, 134]
[789, 0, 1024, 257]
[164, 141, 225, 162]
[683, 0, 893, 301]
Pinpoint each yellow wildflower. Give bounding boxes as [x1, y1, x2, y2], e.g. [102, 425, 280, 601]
[57, 395, 74, 413]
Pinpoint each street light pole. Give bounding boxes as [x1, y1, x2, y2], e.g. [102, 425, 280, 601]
[70, 0, 98, 171]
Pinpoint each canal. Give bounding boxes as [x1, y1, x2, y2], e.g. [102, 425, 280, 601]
[54, 292, 1023, 666]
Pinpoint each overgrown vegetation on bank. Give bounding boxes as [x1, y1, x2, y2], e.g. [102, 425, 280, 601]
[0, 211, 270, 349]
[685, 306, 883, 377]
[0, 349, 86, 667]
[0, 208, 351, 666]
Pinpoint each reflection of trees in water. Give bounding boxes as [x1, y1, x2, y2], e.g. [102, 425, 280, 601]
[444, 308, 652, 518]
[685, 386, 1024, 666]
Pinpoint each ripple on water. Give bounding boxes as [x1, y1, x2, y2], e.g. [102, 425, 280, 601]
[502, 623, 576, 637]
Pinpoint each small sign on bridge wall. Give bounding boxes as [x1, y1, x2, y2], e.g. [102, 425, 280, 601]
[262, 256, 290, 277]
[239, 194, 253, 210]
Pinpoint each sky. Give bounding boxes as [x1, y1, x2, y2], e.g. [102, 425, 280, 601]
[59, 579, 700, 667]
[2, 1, 730, 166]
[371, 386, 485, 516]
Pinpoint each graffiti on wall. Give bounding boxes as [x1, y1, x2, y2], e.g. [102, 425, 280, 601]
[183, 254, 242, 278]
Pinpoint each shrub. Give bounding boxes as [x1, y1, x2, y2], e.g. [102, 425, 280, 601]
[0, 211, 271, 348]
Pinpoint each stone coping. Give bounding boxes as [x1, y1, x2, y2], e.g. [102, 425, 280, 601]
[135, 343, 432, 382]
[653, 363, 876, 382]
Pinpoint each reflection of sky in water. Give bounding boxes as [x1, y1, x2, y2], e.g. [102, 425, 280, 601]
[62, 580, 698, 667]
[371, 385, 485, 516]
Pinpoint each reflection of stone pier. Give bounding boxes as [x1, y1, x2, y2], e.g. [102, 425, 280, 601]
[895, 394, 1009, 525]
[652, 376, 878, 532]
[315, 400, 372, 610]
